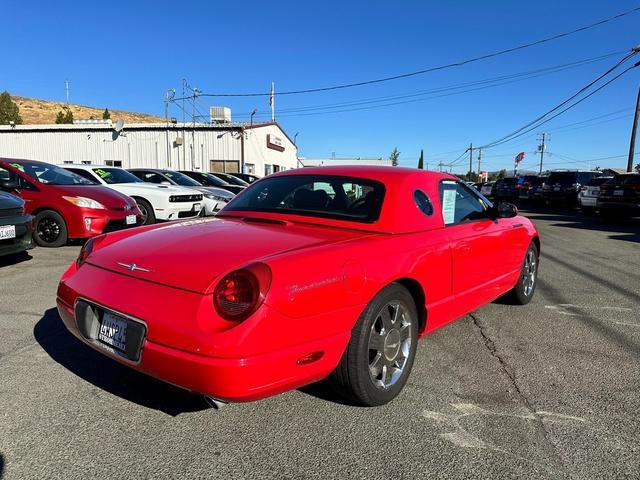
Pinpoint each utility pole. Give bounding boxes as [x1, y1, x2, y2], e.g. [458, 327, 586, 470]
[627, 85, 640, 172]
[468, 143, 473, 181]
[164, 89, 175, 168]
[538, 133, 547, 174]
[477, 148, 482, 181]
[191, 87, 200, 171]
[64, 80, 70, 104]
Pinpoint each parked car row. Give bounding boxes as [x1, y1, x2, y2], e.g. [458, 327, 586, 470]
[0, 157, 261, 253]
[472, 170, 640, 221]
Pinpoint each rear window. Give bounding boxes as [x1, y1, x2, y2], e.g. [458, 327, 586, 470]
[587, 177, 612, 187]
[223, 175, 385, 223]
[547, 172, 577, 184]
[611, 174, 640, 185]
[500, 178, 517, 184]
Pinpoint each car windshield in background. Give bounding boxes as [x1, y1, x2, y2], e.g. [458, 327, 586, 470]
[10, 161, 95, 185]
[217, 173, 249, 186]
[162, 170, 202, 187]
[206, 174, 232, 187]
[223, 175, 385, 223]
[93, 168, 142, 184]
[548, 172, 577, 184]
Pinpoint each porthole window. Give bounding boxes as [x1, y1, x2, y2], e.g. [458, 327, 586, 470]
[414, 190, 433, 216]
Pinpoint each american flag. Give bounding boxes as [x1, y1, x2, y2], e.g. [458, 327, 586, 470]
[515, 152, 526, 164]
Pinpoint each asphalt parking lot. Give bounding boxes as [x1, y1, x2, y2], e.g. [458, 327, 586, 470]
[0, 209, 638, 479]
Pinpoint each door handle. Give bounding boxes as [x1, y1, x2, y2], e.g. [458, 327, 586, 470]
[512, 223, 524, 228]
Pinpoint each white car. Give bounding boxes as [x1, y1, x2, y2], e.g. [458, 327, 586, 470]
[127, 168, 233, 216]
[62, 165, 203, 225]
[578, 176, 612, 213]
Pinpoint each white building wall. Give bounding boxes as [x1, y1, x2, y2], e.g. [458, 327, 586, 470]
[243, 124, 299, 176]
[0, 123, 297, 176]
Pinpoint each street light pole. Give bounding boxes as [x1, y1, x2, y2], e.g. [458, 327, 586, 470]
[627, 85, 640, 172]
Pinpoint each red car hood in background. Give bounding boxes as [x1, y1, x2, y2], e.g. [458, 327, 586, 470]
[86, 217, 369, 293]
[50, 184, 133, 208]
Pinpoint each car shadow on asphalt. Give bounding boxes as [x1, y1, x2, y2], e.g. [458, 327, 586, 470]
[298, 380, 362, 406]
[0, 452, 5, 479]
[520, 206, 640, 244]
[33, 308, 209, 416]
[0, 251, 32, 268]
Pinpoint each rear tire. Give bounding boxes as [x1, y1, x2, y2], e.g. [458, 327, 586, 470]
[134, 198, 155, 225]
[331, 283, 419, 406]
[34, 210, 68, 247]
[506, 242, 539, 305]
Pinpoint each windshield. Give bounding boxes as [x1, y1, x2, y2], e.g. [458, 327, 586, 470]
[162, 170, 203, 187]
[205, 174, 232, 187]
[216, 173, 249, 186]
[9, 161, 95, 185]
[223, 174, 385, 223]
[611, 174, 640, 185]
[92, 168, 142, 184]
[548, 172, 577, 184]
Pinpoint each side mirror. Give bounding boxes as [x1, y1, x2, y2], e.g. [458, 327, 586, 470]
[0, 179, 18, 191]
[495, 202, 518, 218]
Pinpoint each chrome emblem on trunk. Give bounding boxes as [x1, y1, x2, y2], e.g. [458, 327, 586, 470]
[117, 262, 152, 273]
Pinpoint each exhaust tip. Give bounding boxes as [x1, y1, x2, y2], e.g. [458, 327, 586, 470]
[203, 396, 228, 410]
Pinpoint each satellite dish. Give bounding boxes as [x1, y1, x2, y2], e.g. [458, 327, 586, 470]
[114, 119, 125, 132]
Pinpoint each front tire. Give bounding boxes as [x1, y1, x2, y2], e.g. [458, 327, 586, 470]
[331, 283, 419, 406]
[34, 210, 68, 247]
[134, 198, 156, 225]
[506, 242, 539, 305]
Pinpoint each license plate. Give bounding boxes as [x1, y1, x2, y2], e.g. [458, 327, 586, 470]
[193, 203, 201, 211]
[125, 214, 137, 225]
[98, 312, 128, 351]
[554, 186, 561, 191]
[0, 225, 16, 240]
[614, 190, 624, 196]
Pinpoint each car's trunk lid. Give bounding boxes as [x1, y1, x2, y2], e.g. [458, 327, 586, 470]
[87, 216, 368, 293]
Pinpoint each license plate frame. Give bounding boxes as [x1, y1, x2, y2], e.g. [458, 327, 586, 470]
[0, 225, 16, 240]
[614, 189, 624, 196]
[75, 300, 147, 363]
[125, 214, 137, 225]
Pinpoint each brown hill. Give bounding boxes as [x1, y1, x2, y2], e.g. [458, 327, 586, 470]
[11, 95, 164, 125]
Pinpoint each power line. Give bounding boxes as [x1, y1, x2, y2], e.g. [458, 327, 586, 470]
[479, 52, 640, 149]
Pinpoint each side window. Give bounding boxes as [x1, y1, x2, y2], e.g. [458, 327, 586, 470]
[140, 172, 167, 184]
[439, 181, 490, 225]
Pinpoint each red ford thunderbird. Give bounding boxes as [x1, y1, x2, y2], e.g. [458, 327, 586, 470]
[57, 166, 540, 406]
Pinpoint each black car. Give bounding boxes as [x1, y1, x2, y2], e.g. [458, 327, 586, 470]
[597, 173, 640, 220]
[230, 172, 261, 184]
[494, 177, 519, 202]
[211, 172, 250, 187]
[178, 170, 245, 195]
[542, 171, 602, 206]
[0, 191, 34, 258]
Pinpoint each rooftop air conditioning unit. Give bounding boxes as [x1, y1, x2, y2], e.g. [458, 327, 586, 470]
[210, 106, 232, 124]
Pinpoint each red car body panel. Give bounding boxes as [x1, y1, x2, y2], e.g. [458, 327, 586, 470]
[0, 159, 142, 239]
[57, 166, 539, 402]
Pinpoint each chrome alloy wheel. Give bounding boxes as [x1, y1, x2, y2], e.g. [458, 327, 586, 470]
[368, 301, 413, 390]
[523, 249, 537, 296]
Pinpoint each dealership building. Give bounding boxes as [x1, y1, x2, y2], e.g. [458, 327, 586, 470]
[0, 121, 299, 176]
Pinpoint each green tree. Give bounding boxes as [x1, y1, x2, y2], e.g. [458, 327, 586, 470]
[417, 149, 424, 169]
[102, 108, 110, 120]
[55, 107, 74, 124]
[389, 147, 400, 167]
[0, 91, 23, 125]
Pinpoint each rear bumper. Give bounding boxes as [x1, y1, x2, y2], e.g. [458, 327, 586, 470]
[56, 297, 349, 402]
[56, 263, 354, 402]
[579, 196, 597, 207]
[597, 199, 640, 212]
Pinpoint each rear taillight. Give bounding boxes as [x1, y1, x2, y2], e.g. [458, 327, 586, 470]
[580, 186, 587, 192]
[213, 263, 272, 321]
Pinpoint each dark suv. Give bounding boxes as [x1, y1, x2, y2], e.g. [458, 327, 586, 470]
[597, 173, 640, 220]
[542, 171, 601, 206]
[517, 175, 545, 202]
[494, 177, 519, 202]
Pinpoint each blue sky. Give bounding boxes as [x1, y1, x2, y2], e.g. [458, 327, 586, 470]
[2, 0, 639, 172]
